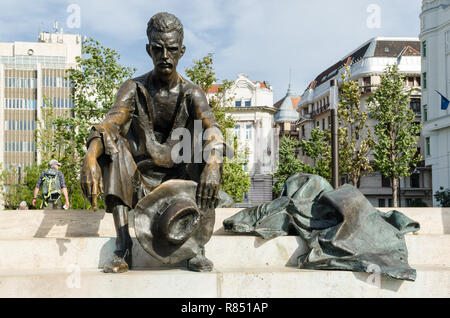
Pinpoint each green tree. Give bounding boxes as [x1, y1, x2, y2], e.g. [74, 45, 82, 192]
[0, 162, 43, 209]
[35, 102, 91, 209]
[185, 53, 251, 202]
[298, 128, 331, 182]
[368, 64, 421, 207]
[273, 135, 309, 196]
[434, 187, 450, 207]
[337, 67, 374, 186]
[298, 67, 373, 187]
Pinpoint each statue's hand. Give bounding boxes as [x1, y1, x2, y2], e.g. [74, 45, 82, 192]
[80, 155, 103, 211]
[197, 156, 222, 210]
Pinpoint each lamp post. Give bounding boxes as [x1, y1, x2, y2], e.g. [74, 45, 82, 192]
[330, 79, 339, 189]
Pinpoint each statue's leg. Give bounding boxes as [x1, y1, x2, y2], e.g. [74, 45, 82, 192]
[103, 204, 133, 273]
[187, 246, 213, 272]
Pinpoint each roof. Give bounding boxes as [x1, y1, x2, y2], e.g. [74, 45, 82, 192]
[207, 84, 223, 94]
[274, 85, 300, 123]
[254, 81, 267, 88]
[274, 96, 301, 110]
[303, 38, 420, 93]
[207, 80, 269, 94]
[374, 41, 420, 57]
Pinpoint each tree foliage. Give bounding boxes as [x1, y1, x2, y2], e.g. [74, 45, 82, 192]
[337, 67, 374, 186]
[434, 187, 450, 207]
[297, 67, 373, 188]
[273, 135, 310, 196]
[298, 128, 332, 182]
[185, 53, 251, 202]
[0, 163, 42, 209]
[367, 64, 421, 207]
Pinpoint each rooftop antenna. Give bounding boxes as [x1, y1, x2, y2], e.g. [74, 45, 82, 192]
[287, 68, 293, 95]
[289, 68, 292, 88]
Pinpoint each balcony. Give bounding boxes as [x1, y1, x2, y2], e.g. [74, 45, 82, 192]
[310, 104, 330, 118]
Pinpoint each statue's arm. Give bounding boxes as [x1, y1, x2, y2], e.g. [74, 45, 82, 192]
[190, 87, 231, 156]
[81, 79, 136, 209]
[190, 86, 229, 209]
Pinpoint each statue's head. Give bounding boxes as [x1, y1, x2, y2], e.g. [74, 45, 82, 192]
[146, 12, 186, 77]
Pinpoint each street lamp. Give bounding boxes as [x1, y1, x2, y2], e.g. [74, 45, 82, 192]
[330, 79, 339, 189]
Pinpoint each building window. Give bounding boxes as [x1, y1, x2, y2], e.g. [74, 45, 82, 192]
[422, 41, 426, 57]
[378, 199, 386, 207]
[410, 98, 421, 114]
[244, 100, 251, 107]
[316, 121, 319, 127]
[410, 173, 420, 188]
[301, 125, 305, 137]
[363, 76, 371, 90]
[408, 77, 414, 87]
[322, 118, 325, 130]
[381, 175, 391, 187]
[425, 137, 430, 156]
[422, 72, 427, 89]
[388, 198, 393, 207]
[423, 105, 428, 121]
[234, 125, 240, 137]
[235, 100, 241, 107]
[245, 125, 252, 140]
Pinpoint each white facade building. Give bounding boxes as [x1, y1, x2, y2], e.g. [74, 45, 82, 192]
[297, 37, 433, 207]
[0, 30, 81, 170]
[420, 0, 450, 205]
[208, 74, 278, 206]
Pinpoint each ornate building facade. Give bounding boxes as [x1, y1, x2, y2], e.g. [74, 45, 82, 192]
[297, 37, 433, 207]
[208, 74, 278, 206]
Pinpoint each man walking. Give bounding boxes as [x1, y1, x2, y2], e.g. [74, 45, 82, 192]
[32, 159, 70, 209]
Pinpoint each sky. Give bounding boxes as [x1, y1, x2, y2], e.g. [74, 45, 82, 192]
[0, 0, 422, 101]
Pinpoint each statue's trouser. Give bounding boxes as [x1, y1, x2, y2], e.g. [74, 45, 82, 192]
[103, 204, 133, 273]
[113, 204, 133, 264]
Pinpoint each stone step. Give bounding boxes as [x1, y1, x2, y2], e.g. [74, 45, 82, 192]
[0, 265, 448, 298]
[0, 234, 448, 270]
[0, 207, 449, 238]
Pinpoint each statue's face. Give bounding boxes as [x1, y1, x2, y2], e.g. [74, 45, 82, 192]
[147, 30, 185, 76]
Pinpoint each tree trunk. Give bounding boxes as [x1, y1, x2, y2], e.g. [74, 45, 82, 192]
[392, 177, 398, 208]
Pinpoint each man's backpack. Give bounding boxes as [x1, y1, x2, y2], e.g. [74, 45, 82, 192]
[42, 168, 61, 202]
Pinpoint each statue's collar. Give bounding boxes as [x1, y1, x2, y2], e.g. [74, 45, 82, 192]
[138, 71, 185, 93]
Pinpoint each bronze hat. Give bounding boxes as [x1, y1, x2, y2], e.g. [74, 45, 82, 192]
[133, 179, 215, 265]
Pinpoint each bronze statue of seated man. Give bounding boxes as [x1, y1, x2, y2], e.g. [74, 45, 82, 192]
[80, 12, 228, 273]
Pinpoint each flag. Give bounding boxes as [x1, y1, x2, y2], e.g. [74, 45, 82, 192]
[435, 90, 449, 110]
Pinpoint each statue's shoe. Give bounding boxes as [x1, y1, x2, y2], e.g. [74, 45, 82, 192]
[187, 253, 213, 272]
[103, 251, 132, 273]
